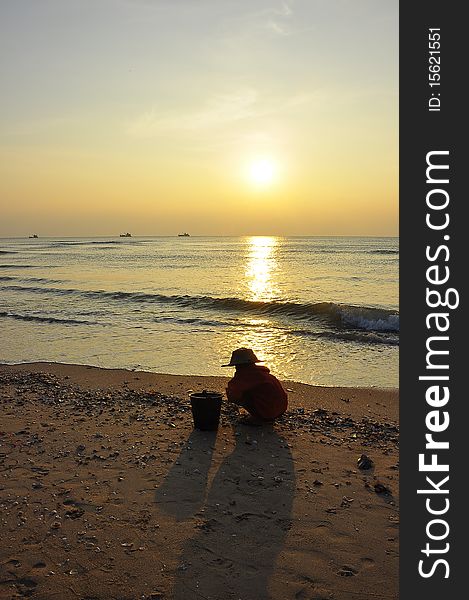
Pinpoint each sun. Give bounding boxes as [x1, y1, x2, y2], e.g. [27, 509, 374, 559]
[248, 158, 277, 186]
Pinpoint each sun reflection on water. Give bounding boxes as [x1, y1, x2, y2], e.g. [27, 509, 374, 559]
[229, 236, 293, 375]
[245, 236, 278, 302]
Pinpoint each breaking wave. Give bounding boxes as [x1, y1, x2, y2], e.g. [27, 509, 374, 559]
[3, 284, 399, 334]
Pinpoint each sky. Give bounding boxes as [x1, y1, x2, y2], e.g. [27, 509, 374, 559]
[0, 0, 398, 237]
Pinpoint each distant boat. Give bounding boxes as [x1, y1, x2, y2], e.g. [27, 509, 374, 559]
[119, 232, 132, 237]
[178, 232, 190, 237]
[29, 234, 38, 238]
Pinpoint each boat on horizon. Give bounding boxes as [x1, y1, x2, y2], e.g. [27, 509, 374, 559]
[178, 232, 190, 237]
[29, 234, 38, 238]
[119, 232, 132, 237]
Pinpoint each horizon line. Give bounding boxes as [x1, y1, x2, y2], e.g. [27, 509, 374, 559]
[0, 234, 400, 240]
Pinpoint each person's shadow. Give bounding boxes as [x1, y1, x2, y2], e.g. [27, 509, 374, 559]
[154, 429, 217, 521]
[158, 423, 295, 600]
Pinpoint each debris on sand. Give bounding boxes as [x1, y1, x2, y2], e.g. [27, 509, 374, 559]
[357, 454, 374, 470]
[0, 372, 399, 448]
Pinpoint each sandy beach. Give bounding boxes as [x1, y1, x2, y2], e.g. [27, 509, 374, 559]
[0, 363, 398, 600]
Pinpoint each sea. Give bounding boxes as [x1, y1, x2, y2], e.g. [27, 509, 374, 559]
[0, 236, 398, 388]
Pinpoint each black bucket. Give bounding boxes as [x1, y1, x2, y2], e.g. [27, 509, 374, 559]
[190, 390, 223, 431]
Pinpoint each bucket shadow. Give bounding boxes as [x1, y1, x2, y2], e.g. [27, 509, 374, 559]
[171, 423, 295, 600]
[154, 429, 217, 521]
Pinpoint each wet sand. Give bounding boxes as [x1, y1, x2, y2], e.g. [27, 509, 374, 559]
[0, 363, 399, 600]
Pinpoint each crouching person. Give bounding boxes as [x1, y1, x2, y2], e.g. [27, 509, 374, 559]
[223, 348, 288, 424]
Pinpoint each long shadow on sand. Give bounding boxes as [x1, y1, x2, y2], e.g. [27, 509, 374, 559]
[164, 423, 295, 600]
[154, 429, 217, 521]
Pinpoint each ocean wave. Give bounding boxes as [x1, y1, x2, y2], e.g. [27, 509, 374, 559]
[290, 328, 399, 346]
[0, 275, 66, 284]
[154, 315, 231, 327]
[48, 240, 141, 247]
[3, 284, 399, 334]
[0, 311, 100, 326]
[154, 316, 398, 345]
[0, 265, 54, 269]
[279, 247, 398, 255]
[0, 265, 44, 269]
[152, 314, 398, 345]
[339, 310, 399, 332]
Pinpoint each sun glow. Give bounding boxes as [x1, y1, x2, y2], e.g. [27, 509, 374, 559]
[248, 158, 277, 186]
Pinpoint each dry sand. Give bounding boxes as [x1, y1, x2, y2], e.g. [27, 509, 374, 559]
[0, 362, 399, 600]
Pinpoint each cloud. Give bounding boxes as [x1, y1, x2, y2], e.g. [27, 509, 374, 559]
[274, 2, 293, 17]
[262, 1, 315, 37]
[126, 90, 258, 138]
[265, 0, 293, 35]
[126, 88, 318, 139]
[266, 20, 289, 36]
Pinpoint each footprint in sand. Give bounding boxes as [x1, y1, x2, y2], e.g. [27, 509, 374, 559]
[360, 557, 375, 569]
[213, 557, 234, 568]
[6, 559, 21, 567]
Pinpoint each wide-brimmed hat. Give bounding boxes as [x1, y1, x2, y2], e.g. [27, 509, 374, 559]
[222, 347, 262, 367]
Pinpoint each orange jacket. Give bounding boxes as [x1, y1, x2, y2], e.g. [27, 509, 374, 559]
[226, 365, 288, 420]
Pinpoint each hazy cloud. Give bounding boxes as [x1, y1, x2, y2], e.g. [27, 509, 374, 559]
[127, 90, 258, 137]
[126, 88, 318, 138]
[266, 20, 289, 35]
